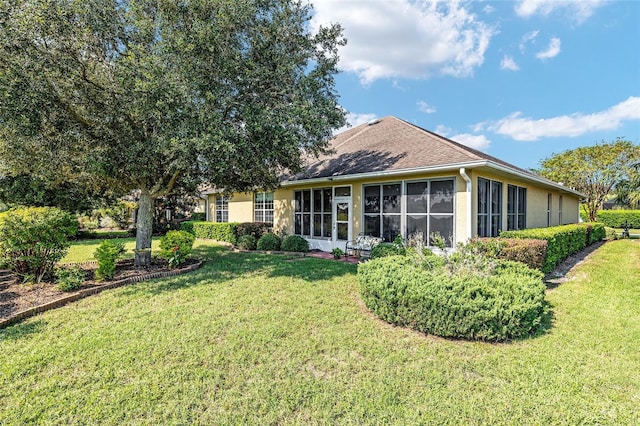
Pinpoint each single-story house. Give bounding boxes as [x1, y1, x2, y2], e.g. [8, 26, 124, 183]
[196, 116, 584, 250]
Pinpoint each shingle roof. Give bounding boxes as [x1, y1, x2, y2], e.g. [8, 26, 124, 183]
[284, 116, 533, 181]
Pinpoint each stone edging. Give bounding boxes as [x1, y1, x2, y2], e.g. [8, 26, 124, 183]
[0, 260, 202, 330]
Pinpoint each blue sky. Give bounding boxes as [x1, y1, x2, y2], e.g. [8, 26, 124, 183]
[310, 0, 640, 170]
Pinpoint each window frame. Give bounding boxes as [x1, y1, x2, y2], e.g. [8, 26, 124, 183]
[507, 185, 527, 231]
[254, 192, 274, 224]
[477, 177, 502, 237]
[294, 188, 333, 238]
[215, 195, 229, 223]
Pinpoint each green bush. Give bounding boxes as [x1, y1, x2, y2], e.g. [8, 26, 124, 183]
[236, 234, 257, 250]
[0, 207, 78, 283]
[236, 222, 273, 240]
[257, 233, 281, 251]
[159, 230, 196, 268]
[180, 221, 237, 244]
[281, 235, 309, 253]
[371, 242, 406, 259]
[596, 210, 640, 228]
[94, 240, 126, 281]
[358, 255, 547, 342]
[55, 266, 86, 292]
[500, 223, 603, 273]
[191, 212, 206, 222]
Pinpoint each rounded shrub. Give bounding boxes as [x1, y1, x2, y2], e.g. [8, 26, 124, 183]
[0, 206, 78, 283]
[358, 256, 548, 342]
[159, 230, 196, 268]
[280, 235, 309, 253]
[257, 233, 281, 251]
[237, 234, 257, 250]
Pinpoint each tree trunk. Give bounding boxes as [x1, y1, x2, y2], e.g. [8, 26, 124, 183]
[135, 188, 153, 267]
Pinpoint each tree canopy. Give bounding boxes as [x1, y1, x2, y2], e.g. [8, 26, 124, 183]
[0, 0, 346, 265]
[538, 139, 640, 222]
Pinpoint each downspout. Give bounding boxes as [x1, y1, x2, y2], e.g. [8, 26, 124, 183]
[459, 168, 472, 242]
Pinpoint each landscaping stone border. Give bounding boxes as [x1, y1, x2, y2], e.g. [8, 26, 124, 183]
[0, 260, 202, 330]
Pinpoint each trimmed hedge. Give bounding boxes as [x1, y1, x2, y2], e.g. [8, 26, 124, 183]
[466, 238, 548, 271]
[180, 221, 237, 245]
[359, 256, 548, 342]
[596, 210, 640, 228]
[500, 223, 605, 273]
[237, 235, 257, 250]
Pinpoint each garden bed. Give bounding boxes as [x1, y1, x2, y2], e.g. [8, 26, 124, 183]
[0, 258, 201, 327]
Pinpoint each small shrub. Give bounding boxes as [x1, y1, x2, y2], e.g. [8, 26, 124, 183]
[281, 235, 309, 253]
[237, 234, 257, 250]
[0, 207, 78, 283]
[464, 238, 547, 271]
[55, 266, 86, 292]
[257, 233, 281, 251]
[331, 247, 344, 259]
[191, 212, 206, 222]
[236, 222, 273, 240]
[159, 230, 196, 268]
[94, 240, 126, 281]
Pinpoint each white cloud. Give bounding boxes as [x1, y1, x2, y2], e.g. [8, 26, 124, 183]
[451, 133, 491, 151]
[483, 4, 496, 14]
[500, 55, 520, 71]
[483, 96, 640, 141]
[536, 37, 561, 60]
[515, 0, 606, 24]
[435, 124, 452, 136]
[310, 0, 495, 84]
[519, 30, 539, 53]
[334, 112, 378, 134]
[417, 100, 437, 114]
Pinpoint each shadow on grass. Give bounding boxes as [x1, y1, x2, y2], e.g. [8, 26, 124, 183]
[117, 246, 357, 297]
[0, 319, 46, 341]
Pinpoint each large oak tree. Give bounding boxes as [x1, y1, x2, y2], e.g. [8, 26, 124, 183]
[537, 139, 640, 222]
[0, 0, 346, 266]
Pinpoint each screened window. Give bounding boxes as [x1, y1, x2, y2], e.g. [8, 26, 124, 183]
[507, 185, 527, 230]
[215, 196, 229, 223]
[406, 179, 454, 246]
[295, 188, 332, 237]
[254, 192, 274, 223]
[478, 178, 502, 237]
[364, 183, 402, 242]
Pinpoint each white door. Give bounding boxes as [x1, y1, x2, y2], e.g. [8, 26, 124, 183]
[333, 196, 352, 247]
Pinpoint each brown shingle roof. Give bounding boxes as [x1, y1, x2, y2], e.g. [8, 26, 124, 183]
[284, 116, 532, 181]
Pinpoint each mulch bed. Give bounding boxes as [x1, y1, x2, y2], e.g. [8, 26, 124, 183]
[0, 258, 201, 328]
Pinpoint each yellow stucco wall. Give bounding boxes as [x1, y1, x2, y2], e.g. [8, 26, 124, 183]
[210, 166, 581, 249]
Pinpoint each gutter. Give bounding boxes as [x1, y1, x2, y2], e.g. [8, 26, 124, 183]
[459, 168, 472, 242]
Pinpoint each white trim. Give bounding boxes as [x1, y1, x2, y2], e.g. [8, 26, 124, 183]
[280, 159, 585, 199]
[459, 168, 472, 243]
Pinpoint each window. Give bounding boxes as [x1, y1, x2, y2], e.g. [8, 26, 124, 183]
[254, 192, 274, 223]
[364, 179, 454, 247]
[547, 193, 552, 227]
[364, 183, 401, 242]
[406, 179, 454, 246]
[215, 196, 229, 223]
[558, 195, 563, 225]
[295, 188, 332, 237]
[507, 185, 527, 230]
[313, 188, 332, 238]
[478, 178, 502, 237]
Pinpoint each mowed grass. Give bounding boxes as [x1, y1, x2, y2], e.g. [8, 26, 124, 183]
[62, 237, 161, 263]
[1, 240, 639, 424]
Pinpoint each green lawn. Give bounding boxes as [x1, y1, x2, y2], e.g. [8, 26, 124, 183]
[1, 240, 639, 424]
